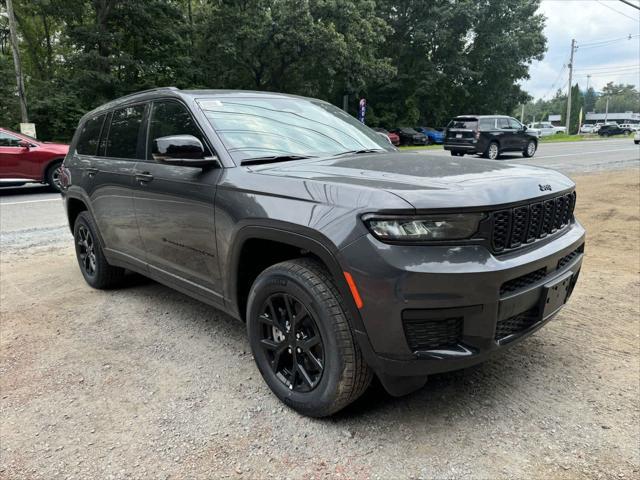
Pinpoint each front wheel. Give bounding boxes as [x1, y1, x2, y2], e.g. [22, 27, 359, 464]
[523, 140, 537, 158]
[484, 142, 499, 160]
[247, 258, 372, 417]
[46, 160, 63, 192]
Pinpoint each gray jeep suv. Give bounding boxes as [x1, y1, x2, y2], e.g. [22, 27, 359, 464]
[60, 88, 585, 417]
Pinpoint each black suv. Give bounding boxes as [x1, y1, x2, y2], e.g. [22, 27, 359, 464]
[597, 124, 631, 137]
[444, 115, 538, 159]
[60, 88, 585, 417]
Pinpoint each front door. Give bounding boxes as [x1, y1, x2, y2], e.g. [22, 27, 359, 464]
[133, 100, 224, 304]
[0, 130, 34, 179]
[496, 118, 515, 149]
[508, 118, 527, 150]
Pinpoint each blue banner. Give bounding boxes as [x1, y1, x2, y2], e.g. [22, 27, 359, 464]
[358, 98, 367, 124]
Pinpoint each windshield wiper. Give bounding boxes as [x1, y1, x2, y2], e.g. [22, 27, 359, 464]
[241, 154, 316, 166]
[332, 148, 385, 157]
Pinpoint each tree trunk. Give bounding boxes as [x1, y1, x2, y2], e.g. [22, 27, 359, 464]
[6, 0, 29, 123]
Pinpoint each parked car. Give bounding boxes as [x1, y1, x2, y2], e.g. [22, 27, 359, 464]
[444, 115, 538, 159]
[527, 122, 566, 136]
[620, 123, 640, 132]
[372, 127, 400, 146]
[526, 125, 542, 138]
[415, 126, 445, 144]
[634, 130, 640, 144]
[597, 124, 632, 137]
[580, 124, 596, 134]
[0, 127, 68, 191]
[390, 127, 429, 146]
[60, 88, 584, 417]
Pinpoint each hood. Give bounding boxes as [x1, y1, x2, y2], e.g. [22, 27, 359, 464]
[249, 151, 574, 210]
[40, 142, 69, 154]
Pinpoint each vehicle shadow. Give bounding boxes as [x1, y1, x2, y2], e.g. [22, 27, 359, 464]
[0, 184, 54, 196]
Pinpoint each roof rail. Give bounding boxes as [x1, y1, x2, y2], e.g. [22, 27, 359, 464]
[116, 86, 179, 101]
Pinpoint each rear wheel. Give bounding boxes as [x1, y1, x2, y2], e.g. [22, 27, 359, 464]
[73, 211, 125, 289]
[247, 258, 372, 417]
[484, 141, 499, 160]
[45, 160, 63, 192]
[523, 140, 537, 158]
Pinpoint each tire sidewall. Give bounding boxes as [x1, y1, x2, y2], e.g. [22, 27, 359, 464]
[46, 160, 63, 192]
[73, 212, 103, 287]
[524, 140, 537, 157]
[247, 267, 345, 415]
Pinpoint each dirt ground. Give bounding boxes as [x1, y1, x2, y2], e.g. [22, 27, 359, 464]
[1, 168, 639, 479]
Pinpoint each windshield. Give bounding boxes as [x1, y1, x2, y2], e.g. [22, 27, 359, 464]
[197, 96, 392, 162]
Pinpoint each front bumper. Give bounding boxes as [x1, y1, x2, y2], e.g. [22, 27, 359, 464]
[340, 220, 585, 380]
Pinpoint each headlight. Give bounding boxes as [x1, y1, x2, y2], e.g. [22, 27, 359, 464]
[363, 213, 484, 242]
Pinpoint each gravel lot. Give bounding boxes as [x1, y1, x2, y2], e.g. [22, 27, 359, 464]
[1, 168, 639, 479]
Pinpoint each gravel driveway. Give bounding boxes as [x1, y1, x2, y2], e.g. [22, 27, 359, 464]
[1, 169, 638, 479]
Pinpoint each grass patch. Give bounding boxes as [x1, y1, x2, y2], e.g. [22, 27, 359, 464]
[538, 133, 627, 143]
[398, 144, 443, 150]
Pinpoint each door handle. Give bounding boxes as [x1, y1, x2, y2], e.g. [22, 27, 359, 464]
[135, 172, 154, 184]
[86, 167, 98, 178]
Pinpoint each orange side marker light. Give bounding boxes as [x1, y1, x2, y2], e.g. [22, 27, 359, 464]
[343, 272, 364, 309]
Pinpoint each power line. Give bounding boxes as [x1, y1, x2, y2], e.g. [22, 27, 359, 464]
[575, 63, 639, 71]
[594, 0, 640, 22]
[579, 34, 640, 47]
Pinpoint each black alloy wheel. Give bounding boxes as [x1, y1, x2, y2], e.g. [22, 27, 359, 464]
[257, 293, 324, 392]
[76, 224, 97, 278]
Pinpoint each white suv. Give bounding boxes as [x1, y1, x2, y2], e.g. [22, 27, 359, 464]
[528, 122, 567, 137]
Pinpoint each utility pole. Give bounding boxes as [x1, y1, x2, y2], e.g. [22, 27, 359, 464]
[565, 38, 576, 134]
[520, 104, 525, 123]
[604, 96, 610, 124]
[6, 0, 29, 123]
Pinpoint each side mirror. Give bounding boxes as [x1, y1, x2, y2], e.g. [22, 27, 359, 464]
[152, 135, 219, 168]
[18, 140, 30, 149]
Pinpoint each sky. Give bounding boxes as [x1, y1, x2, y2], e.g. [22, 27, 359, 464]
[521, 0, 640, 101]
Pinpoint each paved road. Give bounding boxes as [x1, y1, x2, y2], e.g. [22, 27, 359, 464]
[1, 139, 638, 245]
[420, 137, 640, 173]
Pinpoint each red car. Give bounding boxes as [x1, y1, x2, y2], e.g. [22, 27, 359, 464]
[0, 127, 69, 191]
[372, 127, 400, 146]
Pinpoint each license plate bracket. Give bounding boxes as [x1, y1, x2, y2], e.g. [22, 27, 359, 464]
[540, 271, 573, 319]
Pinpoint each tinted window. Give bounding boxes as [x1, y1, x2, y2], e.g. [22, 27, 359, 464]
[76, 114, 105, 155]
[508, 118, 522, 129]
[478, 118, 495, 130]
[105, 105, 145, 159]
[0, 131, 21, 147]
[148, 101, 210, 159]
[448, 119, 478, 129]
[497, 118, 510, 129]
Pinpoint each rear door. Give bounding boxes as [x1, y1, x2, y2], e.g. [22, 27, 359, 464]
[133, 99, 224, 304]
[84, 105, 147, 266]
[445, 118, 478, 147]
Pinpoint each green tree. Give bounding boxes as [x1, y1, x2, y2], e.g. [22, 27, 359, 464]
[594, 82, 640, 113]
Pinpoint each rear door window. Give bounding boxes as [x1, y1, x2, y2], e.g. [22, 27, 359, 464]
[497, 118, 510, 129]
[478, 118, 495, 130]
[105, 105, 145, 159]
[76, 114, 105, 155]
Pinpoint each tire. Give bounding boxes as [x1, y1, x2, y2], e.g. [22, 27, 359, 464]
[450, 150, 464, 157]
[73, 211, 125, 289]
[523, 140, 537, 158]
[483, 141, 499, 160]
[247, 258, 372, 417]
[635, 140, 639, 145]
[45, 160, 63, 192]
